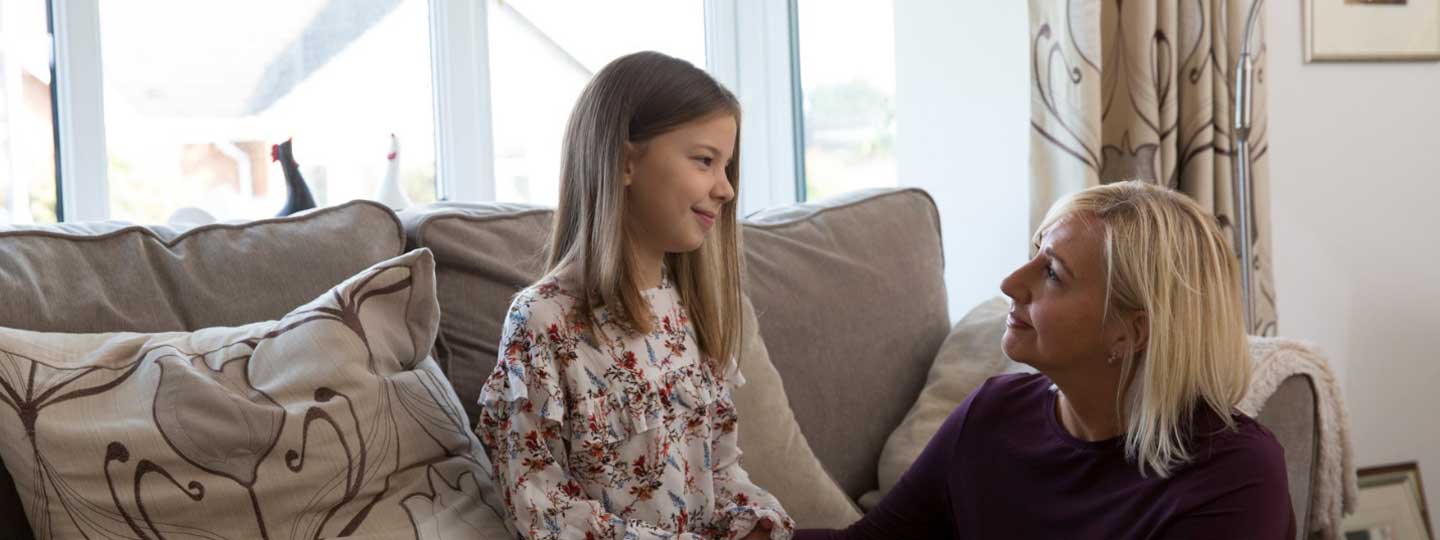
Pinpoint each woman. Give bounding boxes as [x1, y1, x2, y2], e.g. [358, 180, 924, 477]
[798, 181, 1293, 539]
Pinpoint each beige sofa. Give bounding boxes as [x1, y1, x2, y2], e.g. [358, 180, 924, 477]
[0, 188, 1320, 538]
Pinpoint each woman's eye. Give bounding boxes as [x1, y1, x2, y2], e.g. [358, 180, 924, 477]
[1045, 265, 1059, 281]
[693, 156, 713, 167]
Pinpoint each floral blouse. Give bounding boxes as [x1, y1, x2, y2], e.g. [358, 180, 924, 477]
[476, 274, 795, 540]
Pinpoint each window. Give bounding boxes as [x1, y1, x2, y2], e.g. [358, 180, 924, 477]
[0, 0, 58, 224]
[487, 0, 706, 206]
[794, 0, 896, 201]
[98, 0, 437, 223]
[44, 0, 820, 221]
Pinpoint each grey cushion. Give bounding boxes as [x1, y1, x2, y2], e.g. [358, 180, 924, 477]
[0, 200, 406, 538]
[401, 202, 868, 527]
[0, 200, 405, 332]
[741, 188, 951, 498]
[733, 295, 865, 526]
[399, 188, 951, 501]
[398, 202, 553, 424]
[1256, 374, 1319, 540]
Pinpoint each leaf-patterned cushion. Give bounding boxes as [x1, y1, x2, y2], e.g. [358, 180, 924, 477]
[0, 249, 510, 539]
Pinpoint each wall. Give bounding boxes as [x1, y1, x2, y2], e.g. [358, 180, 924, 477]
[1267, 0, 1440, 525]
[895, 0, 1032, 319]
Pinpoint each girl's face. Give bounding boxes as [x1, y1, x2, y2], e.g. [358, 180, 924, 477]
[623, 112, 738, 259]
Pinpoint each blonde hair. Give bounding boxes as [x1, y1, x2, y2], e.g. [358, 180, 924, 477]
[1036, 181, 1250, 478]
[545, 51, 743, 369]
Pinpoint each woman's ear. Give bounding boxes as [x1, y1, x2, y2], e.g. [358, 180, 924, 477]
[1128, 311, 1150, 357]
[1108, 310, 1150, 362]
[623, 141, 637, 187]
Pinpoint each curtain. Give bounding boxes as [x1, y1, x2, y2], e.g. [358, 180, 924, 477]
[1029, 0, 1277, 335]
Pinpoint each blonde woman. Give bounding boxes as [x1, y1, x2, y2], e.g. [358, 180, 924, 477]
[475, 51, 792, 540]
[798, 181, 1293, 539]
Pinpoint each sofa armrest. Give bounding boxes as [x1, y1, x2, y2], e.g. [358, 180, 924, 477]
[1254, 374, 1320, 540]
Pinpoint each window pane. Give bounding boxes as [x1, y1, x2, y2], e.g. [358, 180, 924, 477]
[488, 0, 706, 206]
[0, 0, 59, 225]
[99, 0, 437, 224]
[796, 0, 897, 201]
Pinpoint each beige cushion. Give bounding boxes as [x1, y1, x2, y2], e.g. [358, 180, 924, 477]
[876, 297, 1022, 496]
[0, 200, 405, 333]
[734, 296, 863, 527]
[1255, 375, 1317, 540]
[0, 200, 406, 538]
[0, 249, 510, 538]
[397, 202, 551, 425]
[741, 188, 951, 498]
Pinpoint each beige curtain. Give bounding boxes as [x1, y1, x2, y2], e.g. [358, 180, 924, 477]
[1029, 0, 1277, 335]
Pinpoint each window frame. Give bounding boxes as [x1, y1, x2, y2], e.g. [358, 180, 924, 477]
[46, 0, 807, 222]
[50, 0, 108, 221]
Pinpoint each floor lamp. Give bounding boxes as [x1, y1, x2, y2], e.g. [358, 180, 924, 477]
[1233, 0, 1265, 334]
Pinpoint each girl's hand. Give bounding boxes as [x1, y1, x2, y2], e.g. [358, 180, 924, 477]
[739, 518, 774, 540]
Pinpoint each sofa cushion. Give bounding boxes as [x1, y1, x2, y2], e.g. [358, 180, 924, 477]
[0, 200, 405, 333]
[399, 202, 865, 526]
[397, 202, 551, 425]
[0, 250, 507, 538]
[0, 200, 406, 537]
[401, 188, 951, 502]
[741, 188, 951, 499]
[1256, 374, 1317, 540]
[734, 295, 864, 527]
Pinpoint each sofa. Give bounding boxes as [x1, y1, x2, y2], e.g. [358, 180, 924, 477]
[0, 188, 1320, 538]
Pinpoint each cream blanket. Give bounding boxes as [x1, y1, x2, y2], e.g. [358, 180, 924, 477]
[1237, 337, 1357, 540]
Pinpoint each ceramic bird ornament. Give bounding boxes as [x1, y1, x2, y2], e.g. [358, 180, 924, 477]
[372, 133, 411, 210]
[273, 138, 317, 217]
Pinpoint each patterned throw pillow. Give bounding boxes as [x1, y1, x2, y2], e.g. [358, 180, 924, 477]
[0, 249, 508, 539]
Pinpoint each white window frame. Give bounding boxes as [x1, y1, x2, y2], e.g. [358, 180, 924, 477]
[50, 0, 109, 222]
[429, 0, 495, 203]
[47, 0, 805, 221]
[705, 0, 802, 216]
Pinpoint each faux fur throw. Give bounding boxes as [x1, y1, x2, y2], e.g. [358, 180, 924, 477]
[1237, 337, 1357, 540]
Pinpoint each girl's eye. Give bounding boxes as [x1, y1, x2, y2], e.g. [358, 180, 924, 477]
[693, 156, 714, 167]
[1045, 265, 1059, 281]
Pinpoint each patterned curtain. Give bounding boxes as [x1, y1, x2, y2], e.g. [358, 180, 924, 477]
[1029, 0, 1277, 335]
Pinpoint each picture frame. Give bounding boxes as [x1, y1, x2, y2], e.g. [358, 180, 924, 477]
[1305, 0, 1440, 61]
[1343, 462, 1433, 540]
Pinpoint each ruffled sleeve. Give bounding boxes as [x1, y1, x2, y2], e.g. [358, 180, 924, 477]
[475, 290, 706, 540]
[707, 357, 795, 540]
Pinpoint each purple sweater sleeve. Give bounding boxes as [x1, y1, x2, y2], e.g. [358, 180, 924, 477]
[794, 393, 974, 540]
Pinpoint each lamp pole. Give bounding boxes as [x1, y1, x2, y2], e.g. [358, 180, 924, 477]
[1233, 0, 1265, 334]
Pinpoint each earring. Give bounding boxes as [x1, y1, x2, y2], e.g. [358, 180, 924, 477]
[1107, 352, 1120, 364]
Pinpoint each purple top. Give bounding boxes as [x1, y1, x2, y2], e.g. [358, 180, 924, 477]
[798, 373, 1295, 540]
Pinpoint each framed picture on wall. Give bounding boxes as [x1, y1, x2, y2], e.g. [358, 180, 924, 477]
[1305, 0, 1440, 61]
[1342, 462, 1434, 540]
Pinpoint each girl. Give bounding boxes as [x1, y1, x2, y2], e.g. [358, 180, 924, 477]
[476, 51, 794, 540]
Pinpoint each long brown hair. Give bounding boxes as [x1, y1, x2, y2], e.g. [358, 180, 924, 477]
[545, 51, 743, 369]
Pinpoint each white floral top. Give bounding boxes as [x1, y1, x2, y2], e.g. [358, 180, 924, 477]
[476, 274, 795, 540]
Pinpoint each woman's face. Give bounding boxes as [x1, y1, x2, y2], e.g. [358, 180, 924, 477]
[623, 112, 737, 258]
[1000, 214, 1140, 372]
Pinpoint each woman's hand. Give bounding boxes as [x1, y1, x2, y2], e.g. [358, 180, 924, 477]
[739, 518, 774, 540]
